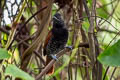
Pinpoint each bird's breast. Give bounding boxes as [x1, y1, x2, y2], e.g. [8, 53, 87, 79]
[46, 36, 67, 55]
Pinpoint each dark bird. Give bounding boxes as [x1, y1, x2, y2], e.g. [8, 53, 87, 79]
[43, 13, 69, 75]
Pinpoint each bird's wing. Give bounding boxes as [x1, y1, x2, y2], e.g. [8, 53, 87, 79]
[43, 30, 52, 56]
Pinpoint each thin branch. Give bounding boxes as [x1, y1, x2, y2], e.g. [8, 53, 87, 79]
[25, 0, 40, 26]
[110, 67, 117, 80]
[17, 37, 46, 65]
[98, 28, 120, 35]
[0, 27, 9, 34]
[78, 42, 89, 48]
[103, 66, 109, 80]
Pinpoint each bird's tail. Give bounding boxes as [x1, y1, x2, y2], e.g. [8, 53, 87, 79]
[46, 56, 54, 75]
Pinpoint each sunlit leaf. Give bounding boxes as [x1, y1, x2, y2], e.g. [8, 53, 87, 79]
[5, 64, 34, 80]
[0, 48, 10, 60]
[97, 8, 108, 18]
[98, 40, 120, 66]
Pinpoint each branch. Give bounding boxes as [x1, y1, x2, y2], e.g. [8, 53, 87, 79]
[83, 0, 96, 63]
[0, 27, 9, 34]
[35, 48, 71, 80]
[98, 28, 120, 35]
[78, 42, 89, 48]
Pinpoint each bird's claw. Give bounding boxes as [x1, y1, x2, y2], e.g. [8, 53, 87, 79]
[50, 55, 58, 61]
[65, 46, 73, 50]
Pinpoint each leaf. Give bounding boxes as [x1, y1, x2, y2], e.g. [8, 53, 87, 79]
[0, 48, 10, 60]
[98, 40, 120, 66]
[96, 8, 108, 18]
[96, 0, 108, 19]
[5, 64, 34, 80]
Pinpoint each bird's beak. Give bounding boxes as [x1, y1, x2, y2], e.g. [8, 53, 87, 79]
[53, 16, 60, 22]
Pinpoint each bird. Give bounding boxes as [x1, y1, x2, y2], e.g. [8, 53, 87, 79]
[43, 13, 69, 75]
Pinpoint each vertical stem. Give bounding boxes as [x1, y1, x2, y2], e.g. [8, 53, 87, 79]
[6, 0, 27, 50]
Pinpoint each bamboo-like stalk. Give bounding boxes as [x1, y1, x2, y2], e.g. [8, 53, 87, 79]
[5, 0, 27, 50]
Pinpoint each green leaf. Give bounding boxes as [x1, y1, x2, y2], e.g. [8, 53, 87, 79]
[0, 48, 10, 60]
[5, 64, 34, 80]
[97, 8, 108, 18]
[98, 40, 120, 66]
[96, 0, 108, 19]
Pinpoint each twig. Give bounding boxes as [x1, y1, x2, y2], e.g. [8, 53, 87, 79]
[25, 0, 40, 26]
[110, 67, 117, 80]
[98, 28, 120, 35]
[0, 27, 9, 34]
[103, 66, 109, 80]
[78, 42, 89, 48]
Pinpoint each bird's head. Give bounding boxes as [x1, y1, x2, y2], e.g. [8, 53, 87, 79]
[53, 13, 64, 28]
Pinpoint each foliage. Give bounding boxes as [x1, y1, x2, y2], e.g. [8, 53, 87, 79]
[0, 48, 10, 60]
[0, 0, 120, 80]
[5, 64, 34, 80]
[98, 40, 120, 66]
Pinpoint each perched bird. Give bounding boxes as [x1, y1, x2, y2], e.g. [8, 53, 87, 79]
[43, 13, 69, 75]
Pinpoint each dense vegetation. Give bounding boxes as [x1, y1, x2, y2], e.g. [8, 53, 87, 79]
[0, 0, 120, 80]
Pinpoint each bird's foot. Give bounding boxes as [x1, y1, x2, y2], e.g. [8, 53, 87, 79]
[65, 46, 73, 50]
[50, 54, 58, 61]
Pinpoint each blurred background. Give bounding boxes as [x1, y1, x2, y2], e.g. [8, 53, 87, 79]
[0, 0, 120, 80]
